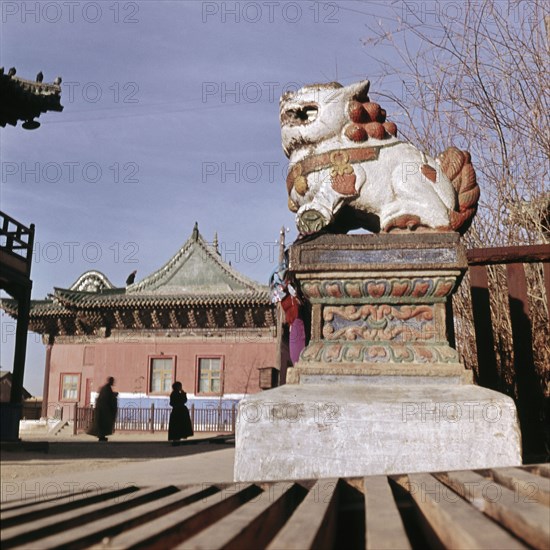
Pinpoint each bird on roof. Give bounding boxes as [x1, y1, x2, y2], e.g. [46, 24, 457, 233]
[125, 270, 137, 286]
[54, 76, 62, 85]
[36, 71, 43, 83]
[0, 67, 4, 76]
[8, 67, 16, 77]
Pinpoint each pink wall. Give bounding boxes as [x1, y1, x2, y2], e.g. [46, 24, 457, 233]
[46, 337, 277, 419]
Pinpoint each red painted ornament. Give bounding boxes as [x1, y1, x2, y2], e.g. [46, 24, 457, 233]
[383, 121, 397, 136]
[365, 121, 385, 140]
[345, 124, 368, 142]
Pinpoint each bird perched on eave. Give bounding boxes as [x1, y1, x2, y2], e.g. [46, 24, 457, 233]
[36, 71, 43, 83]
[126, 270, 137, 286]
[54, 76, 62, 85]
[8, 67, 16, 77]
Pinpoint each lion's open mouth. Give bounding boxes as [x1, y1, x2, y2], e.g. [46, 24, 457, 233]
[282, 104, 318, 125]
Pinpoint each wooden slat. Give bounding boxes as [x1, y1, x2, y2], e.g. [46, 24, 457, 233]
[2, 466, 549, 549]
[23, 484, 221, 550]
[95, 483, 259, 549]
[468, 265, 499, 388]
[2, 485, 177, 549]
[436, 470, 550, 549]
[266, 479, 339, 550]
[467, 245, 550, 265]
[544, 261, 550, 315]
[506, 262, 542, 455]
[178, 482, 307, 549]
[506, 263, 533, 347]
[490, 467, 550, 507]
[364, 476, 411, 550]
[525, 464, 550, 478]
[408, 473, 526, 549]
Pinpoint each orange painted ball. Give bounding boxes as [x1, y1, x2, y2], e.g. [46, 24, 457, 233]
[365, 122, 386, 140]
[348, 101, 369, 123]
[364, 102, 381, 122]
[345, 124, 368, 142]
[383, 121, 398, 136]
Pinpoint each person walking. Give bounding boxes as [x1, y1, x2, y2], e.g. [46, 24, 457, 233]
[168, 381, 193, 446]
[87, 377, 118, 442]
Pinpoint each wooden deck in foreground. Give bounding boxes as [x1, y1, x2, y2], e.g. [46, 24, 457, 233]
[1, 464, 548, 549]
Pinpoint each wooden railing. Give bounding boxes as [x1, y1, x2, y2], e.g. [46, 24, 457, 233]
[0, 210, 35, 278]
[74, 404, 238, 434]
[466, 244, 549, 459]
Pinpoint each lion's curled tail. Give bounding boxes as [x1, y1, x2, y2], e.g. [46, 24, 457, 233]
[438, 147, 480, 235]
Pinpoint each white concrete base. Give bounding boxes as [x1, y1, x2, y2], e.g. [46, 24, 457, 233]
[234, 383, 522, 481]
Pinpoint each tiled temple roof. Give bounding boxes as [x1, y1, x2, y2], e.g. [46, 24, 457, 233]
[126, 223, 267, 296]
[52, 289, 270, 309]
[1, 225, 274, 335]
[0, 68, 63, 128]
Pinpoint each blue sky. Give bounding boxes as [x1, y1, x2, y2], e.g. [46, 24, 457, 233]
[1, 0, 404, 394]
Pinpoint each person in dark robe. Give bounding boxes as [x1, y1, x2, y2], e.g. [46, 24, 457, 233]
[87, 377, 118, 441]
[168, 381, 193, 446]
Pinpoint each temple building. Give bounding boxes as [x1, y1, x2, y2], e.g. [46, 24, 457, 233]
[0, 67, 63, 129]
[3, 224, 278, 419]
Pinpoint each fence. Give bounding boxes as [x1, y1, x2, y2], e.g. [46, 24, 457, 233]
[21, 401, 41, 420]
[464, 244, 549, 460]
[74, 403, 238, 434]
[0, 209, 35, 277]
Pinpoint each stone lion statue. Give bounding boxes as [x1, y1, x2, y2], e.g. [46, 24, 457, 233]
[280, 80, 479, 235]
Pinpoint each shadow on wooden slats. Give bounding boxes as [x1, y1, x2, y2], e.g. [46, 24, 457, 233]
[266, 479, 339, 550]
[506, 263, 545, 458]
[2, 467, 548, 549]
[407, 473, 526, 549]
[1, 486, 139, 528]
[28, 484, 223, 550]
[468, 264, 499, 389]
[334, 479, 365, 549]
[94, 483, 261, 549]
[2, 485, 178, 549]
[0, 488, 92, 512]
[435, 470, 550, 549]
[175, 482, 308, 550]
[389, 475, 433, 549]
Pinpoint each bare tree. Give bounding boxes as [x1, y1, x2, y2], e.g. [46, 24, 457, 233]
[359, 0, 549, 457]
[361, 0, 548, 245]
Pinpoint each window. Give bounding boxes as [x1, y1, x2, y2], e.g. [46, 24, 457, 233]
[197, 357, 222, 394]
[149, 357, 174, 393]
[61, 374, 79, 400]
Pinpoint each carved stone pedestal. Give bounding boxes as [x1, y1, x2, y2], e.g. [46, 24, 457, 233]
[234, 234, 522, 482]
[286, 233, 469, 384]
